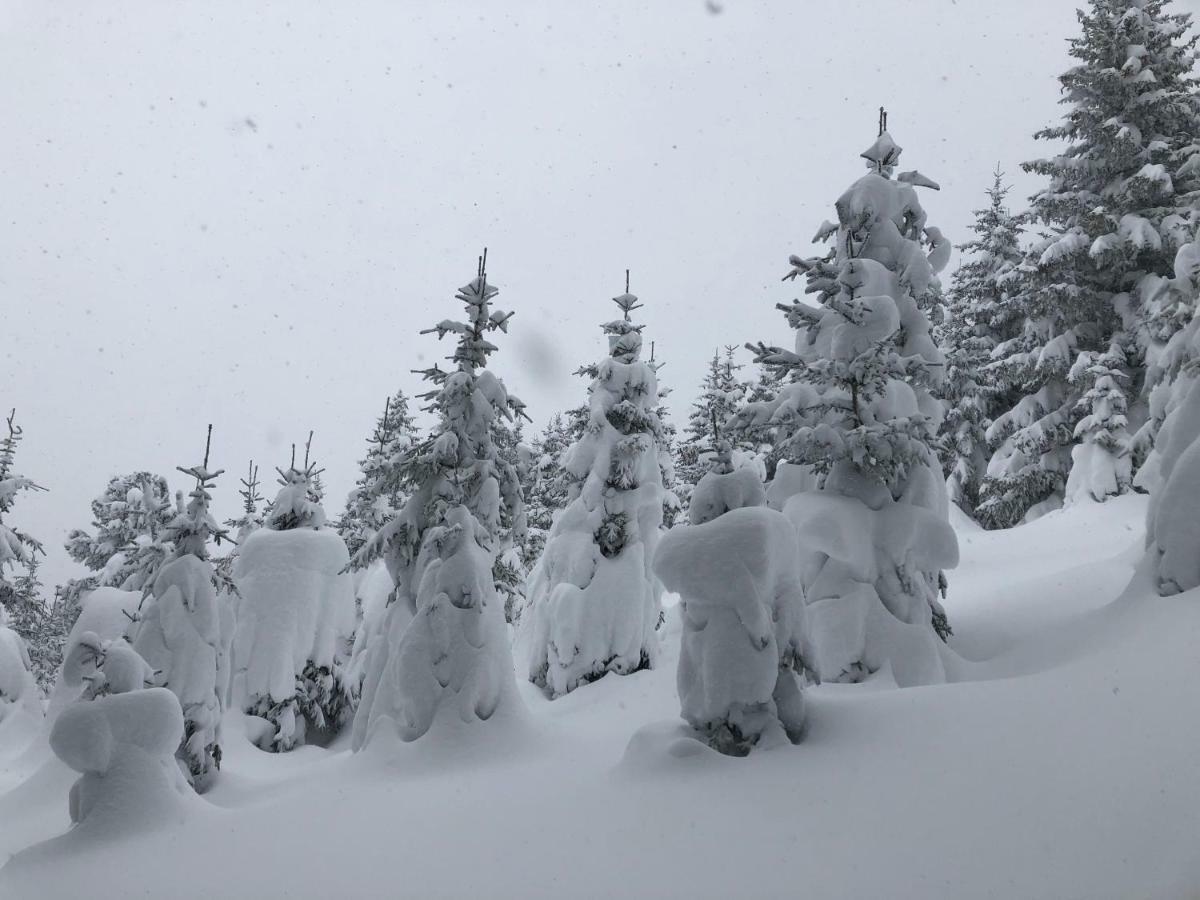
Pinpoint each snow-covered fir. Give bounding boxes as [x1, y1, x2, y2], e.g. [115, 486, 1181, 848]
[522, 285, 665, 698]
[351, 253, 527, 746]
[231, 449, 355, 752]
[129, 429, 234, 792]
[982, 0, 1200, 524]
[742, 121, 958, 685]
[336, 391, 417, 561]
[937, 169, 1025, 520]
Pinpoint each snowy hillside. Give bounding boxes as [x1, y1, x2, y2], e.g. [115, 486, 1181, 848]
[3, 496, 1197, 900]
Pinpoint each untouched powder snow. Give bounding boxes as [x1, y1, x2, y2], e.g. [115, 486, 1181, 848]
[3, 496, 1200, 899]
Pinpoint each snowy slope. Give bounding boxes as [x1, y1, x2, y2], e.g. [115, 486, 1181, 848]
[3, 495, 1199, 899]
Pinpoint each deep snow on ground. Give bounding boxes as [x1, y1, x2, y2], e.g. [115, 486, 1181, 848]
[2, 495, 1199, 900]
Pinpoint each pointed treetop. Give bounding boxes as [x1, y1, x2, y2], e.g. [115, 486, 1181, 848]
[862, 129, 903, 173]
[612, 269, 644, 322]
[878, 105, 888, 136]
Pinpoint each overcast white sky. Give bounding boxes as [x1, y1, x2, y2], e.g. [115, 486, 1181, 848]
[4, 0, 1198, 591]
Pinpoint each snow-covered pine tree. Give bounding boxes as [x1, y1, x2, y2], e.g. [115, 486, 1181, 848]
[491, 416, 531, 623]
[522, 414, 575, 569]
[937, 169, 1025, 517]
[130, 426, 234, 792]
[982, 0, 1200, 524]
[647, 339, 685, 529]
[523, 281, 665, 698]
[745, 116, 959, 686]
[338, 391, 417, 561]
[232, 436, 356, 751]
[224, 461, 265, 545]
[352, 252, 528, 746]
[65, 471, 176, 605]
[0, 410, 47, 652]
[678, 346, 757, 494]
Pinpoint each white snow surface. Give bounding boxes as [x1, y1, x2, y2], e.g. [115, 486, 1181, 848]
[4, 494, 1199, 898]
[231, 527, 356, 712]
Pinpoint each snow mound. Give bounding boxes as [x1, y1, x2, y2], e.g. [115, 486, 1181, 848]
[49, 687, 189, 834]
[654, 506, 812, 754]
[48, 588, 141, 720]
[687, 467, 766, 525]
[0, 615, 40, 743]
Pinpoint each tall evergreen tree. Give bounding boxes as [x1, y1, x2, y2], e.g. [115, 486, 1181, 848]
[937, 169, 1025, 517]
[352, 253, 527, 746]
[746, 119, 958, 684]
[337, 391, 417, 560]
[983, 0, 1200, 524]
[522, 414, 576, 567]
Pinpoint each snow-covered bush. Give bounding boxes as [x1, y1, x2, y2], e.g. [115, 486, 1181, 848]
[352, 256, 527, 747]
[50, 685, 188, 833]
[523, 289, 664, 698]
[654, 505, 812, 755]
[0, 607, 40, 727]
[740, 123, 959, 685]
[232, 481, 356, 751]
[130, 433, 234, 792]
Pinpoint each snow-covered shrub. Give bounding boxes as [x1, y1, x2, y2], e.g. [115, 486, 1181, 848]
[352, 256, 527, 747]
[233, 523, 356, 751]
[654, 505, 812, 755]
[739, 124, 959, 685]
[50, 685, 188, 833]
[0, 608, 40, 726]
[130, 435, 234, 792]
[523, 289, 664, 698]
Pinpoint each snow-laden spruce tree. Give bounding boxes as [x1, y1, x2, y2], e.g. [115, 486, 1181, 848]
[232, 441, 355, 751]
[522, 414, 576, 569]
[337, 391, 417, 561]
[64, 471, 176, 610]
[648, 346, 685, 530]
[352, 253, 527, 747]
[224, 461, 265, 545]
[678, 347, 756, 493]
[982, 0, 1200, 524]
[491, 416, 531, 623]
[937, 170, 1024, 518]
[1135, 229, 1200, 593]
[0, 410, 46, 622]
[523, 285, 665, 698]
[742, 119, 959, 686]
[130, 428, 234, 792]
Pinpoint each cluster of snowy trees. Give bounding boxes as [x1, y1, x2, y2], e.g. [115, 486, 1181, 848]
[2, 0, 1200, 797]
[938, 0, 1200, 528]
